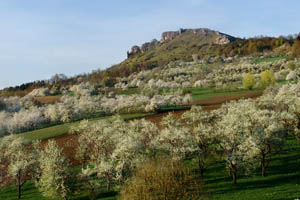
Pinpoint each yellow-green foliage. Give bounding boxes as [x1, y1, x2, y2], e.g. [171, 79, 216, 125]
[288, 63, 296, 71]
[119, 157, 207, 200]
[260, 70, 275, 86]
[243, 73, 256, 90]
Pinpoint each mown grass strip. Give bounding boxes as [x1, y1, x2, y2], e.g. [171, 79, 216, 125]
[19, 113, 155, 141]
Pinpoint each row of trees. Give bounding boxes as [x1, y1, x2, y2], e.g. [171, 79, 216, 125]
[0, 85, 192, 136]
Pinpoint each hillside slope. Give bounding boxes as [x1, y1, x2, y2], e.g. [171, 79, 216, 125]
[105, 28, 237, 78]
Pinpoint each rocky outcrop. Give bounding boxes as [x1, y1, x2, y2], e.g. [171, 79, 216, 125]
[215, 32, 236, 45]
[127, 39, 159, 58]
[160, 28, 235, 44]
[127, 45, 141, 58]
[127, 28, 236, 58]
[161, 31, 180, 42]
[141, 39, 159, 52]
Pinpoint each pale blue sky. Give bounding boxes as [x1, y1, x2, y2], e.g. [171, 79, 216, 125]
[0, 0, 299, 89]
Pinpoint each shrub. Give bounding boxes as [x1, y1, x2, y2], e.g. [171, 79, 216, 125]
[242, 73, 256, 90]
[119, 157, 207, 200]
[260, 70, 275, 87]
[287, 63, 296, 71]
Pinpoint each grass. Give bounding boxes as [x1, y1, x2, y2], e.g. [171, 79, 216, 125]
[115, 88, 141, 95]
[18, 113, 155, 141]
[0, 180, 117, 200]
[19, 122, 75, 141]
[252, 55, 287, 64]
[202, 135, 300, 200]
[2, 136, 300, 200]
[184, 87, 251, 101]
[158, 105, 191, 112]
[192, 90, 247, 101]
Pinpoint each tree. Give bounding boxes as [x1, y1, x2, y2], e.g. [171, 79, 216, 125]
[242, 73, 255, 90]
[49, 73, 68, 85]
[73, 119, 120, 192]
[182, 106, 217, 178]
[38, 140, 70, 200]
[261, 70, 275, 87]
[217, 100, 259, 184]
[218, 99, 287, 181]
[77, 166, 100, 200]
[286, 70, 297, 81]
[273, 84, 300, 143]
[155, 113, 195, 160]
[127, 119, 159, 157]
[0, 135, 40, 200]
[119, 157, 203, 200]
[246, 109, 286, 177]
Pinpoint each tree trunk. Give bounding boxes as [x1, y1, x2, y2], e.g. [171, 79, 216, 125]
[17, 173, 21, 200]
[228, 167, 232, 176]
[261, 153, 266, 177]
[262, 165, 266, 177]
[106, 174, 111, 192]
[232, 171, 237, 184]
[198, 158, 204, 179]
[297, 137, 300, 145]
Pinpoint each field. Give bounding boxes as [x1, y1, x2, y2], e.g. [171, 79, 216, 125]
[251, 55, 288, 64]
[0, 86, 296, 200]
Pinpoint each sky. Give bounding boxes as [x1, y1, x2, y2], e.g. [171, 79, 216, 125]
[0, 0, 300, 89]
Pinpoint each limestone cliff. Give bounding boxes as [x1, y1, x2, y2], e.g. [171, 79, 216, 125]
[127, 28, 236, 58]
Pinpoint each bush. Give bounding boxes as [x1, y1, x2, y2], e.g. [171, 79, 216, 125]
[260, 70, 275, 87]
[287, 63, 296, 71]
[119, 157, 207, 200]
[242, 73, 256, 90]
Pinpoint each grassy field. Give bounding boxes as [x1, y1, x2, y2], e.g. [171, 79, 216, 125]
[19, 113, 155, 141]
[191, 90, 247, 101]
[183, 87, 250, 101]
[252, 55, 287, 64]
[1, 135, 300, 200]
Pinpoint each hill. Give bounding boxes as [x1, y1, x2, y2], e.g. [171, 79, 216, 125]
[1, 28, 299, 96]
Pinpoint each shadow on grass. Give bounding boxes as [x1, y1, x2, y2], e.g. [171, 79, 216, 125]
[200, 135, 300, 200]
[75, 191, 117, 200]
[96, 191, 118, 198]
